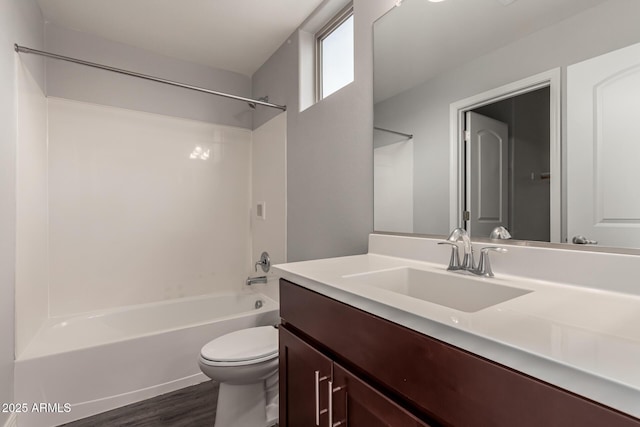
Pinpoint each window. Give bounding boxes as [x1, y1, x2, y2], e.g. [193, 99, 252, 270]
[316, 4, 354, 100]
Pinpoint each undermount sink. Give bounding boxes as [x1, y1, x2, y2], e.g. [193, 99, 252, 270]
[342, 267, 532, 313]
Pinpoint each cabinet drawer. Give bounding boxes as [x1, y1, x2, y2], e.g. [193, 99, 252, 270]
[332, 362, 431, 426]
[280, 279, 640, 427]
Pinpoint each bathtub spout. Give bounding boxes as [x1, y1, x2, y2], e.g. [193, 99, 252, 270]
[246, 275, 268, 286]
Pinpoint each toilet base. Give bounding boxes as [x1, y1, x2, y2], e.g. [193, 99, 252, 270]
[215, 382, 264, 427]
[265, 399, 278, 426]
[214, 375, 279, 427]
[265, 373, 279, 426]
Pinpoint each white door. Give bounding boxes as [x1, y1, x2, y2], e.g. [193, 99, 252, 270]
[567, 42, 640, 248]
[465, 112, 509, 237]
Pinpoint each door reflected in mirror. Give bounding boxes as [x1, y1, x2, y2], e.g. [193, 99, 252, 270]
[373, 0, 640, 250]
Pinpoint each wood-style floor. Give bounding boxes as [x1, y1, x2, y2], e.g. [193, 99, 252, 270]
[59, 381, 218, 427]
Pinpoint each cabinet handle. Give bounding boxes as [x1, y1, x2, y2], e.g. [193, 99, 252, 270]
[315, 371, 328, 426]
[328, 381, 347, 427]
[328, 380, 333, 427]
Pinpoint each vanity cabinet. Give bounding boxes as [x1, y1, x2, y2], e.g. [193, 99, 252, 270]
[279, 326, 332, 426]
[279, 279, 640, 427]
[280, 326, 430, 427]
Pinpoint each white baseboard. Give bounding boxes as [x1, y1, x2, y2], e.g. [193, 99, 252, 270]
[2, 412, 17, 427]
[68, 372, 209, 423]
[15, 373, 208, 427]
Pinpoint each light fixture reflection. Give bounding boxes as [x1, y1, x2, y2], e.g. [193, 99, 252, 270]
[189, 146, 211, 160]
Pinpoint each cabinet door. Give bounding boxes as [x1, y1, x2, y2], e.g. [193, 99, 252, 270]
[331, 363, 432, 427]
[280, 326, 332, 427]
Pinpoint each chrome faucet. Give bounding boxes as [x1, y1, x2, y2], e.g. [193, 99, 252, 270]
[247, 252, 271, 286]
[446, 228, 474, 270]
[472, 247, 507, 277]
[439, 228, 507, 277]
[489, 226, 512, 240]
[246, 276, 268, 286]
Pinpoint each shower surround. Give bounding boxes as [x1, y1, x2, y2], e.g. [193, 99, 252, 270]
[13, 39, 286, 425]
[47, 97, 253, 316]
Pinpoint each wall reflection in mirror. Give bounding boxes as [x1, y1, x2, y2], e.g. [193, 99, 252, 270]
[373, 0, 640, 250]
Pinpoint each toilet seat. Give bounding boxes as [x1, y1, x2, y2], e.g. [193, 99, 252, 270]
[199, 352, 277, 367]
[200, 326, 278, 366]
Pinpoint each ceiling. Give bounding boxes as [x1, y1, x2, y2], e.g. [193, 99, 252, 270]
[374, 0, 608, 103]
[37, 0, 325, 77]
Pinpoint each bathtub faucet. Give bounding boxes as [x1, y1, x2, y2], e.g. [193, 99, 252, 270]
[246, 275, 268, 286]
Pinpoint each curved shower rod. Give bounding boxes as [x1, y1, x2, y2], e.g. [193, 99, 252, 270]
[14, 44, 287, 111]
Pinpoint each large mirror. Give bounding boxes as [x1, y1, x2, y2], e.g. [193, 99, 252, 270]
[373, 0, 640, 250]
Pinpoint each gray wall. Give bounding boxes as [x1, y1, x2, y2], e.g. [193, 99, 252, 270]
[45, 23, 254, 129]
[0, 0, 43, 422]
[252, 0, 397, 262]
[374, 0, 640, 237]
[510, 89, 550, 242]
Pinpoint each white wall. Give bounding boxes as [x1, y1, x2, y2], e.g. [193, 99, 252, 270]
[47, 98, 252, 316]
[15, 60, 48, 357]
[250, 113, 287, 301]
[374, 0, 640, 236]
[45, 23, 254, 129]
[0, 0, 43, 422]
[252, 0, 397, 262]
[374, 140, 414, 233]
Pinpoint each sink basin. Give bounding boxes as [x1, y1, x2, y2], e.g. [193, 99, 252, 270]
[342, 267, 532, 313]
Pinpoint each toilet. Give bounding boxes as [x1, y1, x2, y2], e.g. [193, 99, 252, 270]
[199, 326, 279, 427]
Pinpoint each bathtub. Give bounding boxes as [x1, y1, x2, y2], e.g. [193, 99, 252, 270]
[14, 292, 279, 427]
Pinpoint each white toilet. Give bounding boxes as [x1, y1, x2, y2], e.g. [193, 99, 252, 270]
[199, 326, 279, 427]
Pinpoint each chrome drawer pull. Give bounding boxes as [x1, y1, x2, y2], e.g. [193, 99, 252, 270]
[329, 382, 347, 427]
[315, 370, 328, 426]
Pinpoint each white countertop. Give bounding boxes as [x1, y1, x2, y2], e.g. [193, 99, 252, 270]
[274, 241, 640, 419]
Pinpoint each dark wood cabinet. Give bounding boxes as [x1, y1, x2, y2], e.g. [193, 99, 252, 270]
[279, 326, 431, 427]
[279, 279, 640, 427]
[279, 327, 332, 427]
[331, 363, 430, 427]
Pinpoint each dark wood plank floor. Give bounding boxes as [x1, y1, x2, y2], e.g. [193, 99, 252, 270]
[59, 381, 218, 427]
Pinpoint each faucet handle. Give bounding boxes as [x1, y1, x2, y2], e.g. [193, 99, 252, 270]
[473, 246, 507, 277]
[438, 242, 461, 271]
[254, 251, 271, 273]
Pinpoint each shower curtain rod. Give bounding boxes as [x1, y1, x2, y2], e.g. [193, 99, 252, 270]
[14, 44, 287, 111]
[374, 126, 413, 139]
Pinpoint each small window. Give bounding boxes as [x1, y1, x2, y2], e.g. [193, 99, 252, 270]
[316, 4, 354, 100]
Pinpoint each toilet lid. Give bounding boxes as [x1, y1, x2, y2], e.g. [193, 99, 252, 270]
[201, 326, 278, 363]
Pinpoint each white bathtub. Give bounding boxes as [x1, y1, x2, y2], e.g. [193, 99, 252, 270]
[14, 292, 279, 427]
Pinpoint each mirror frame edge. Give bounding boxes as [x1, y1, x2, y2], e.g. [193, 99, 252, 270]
[372, 231, 640, 256]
